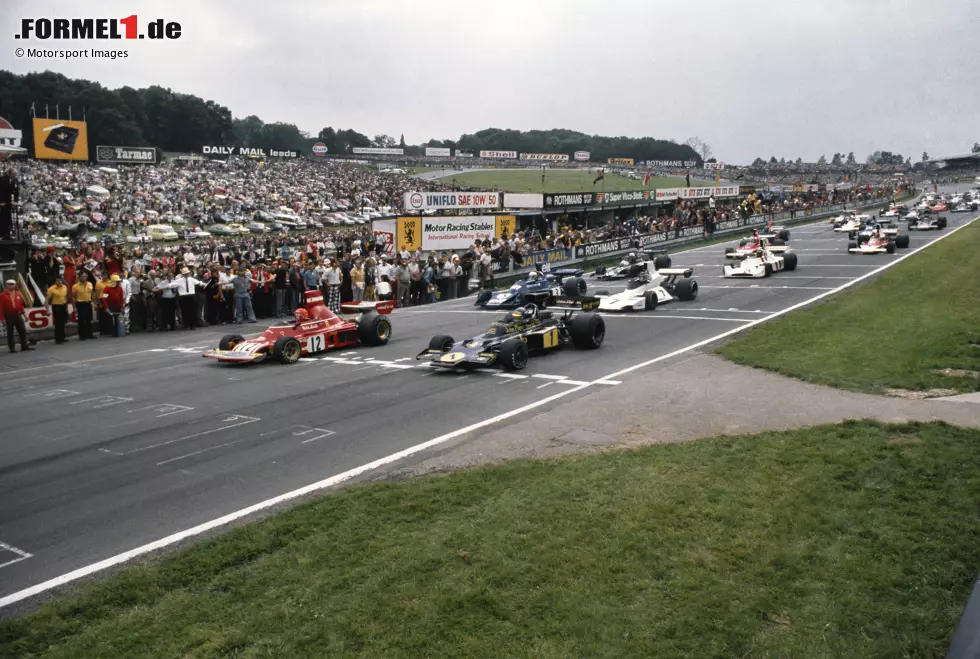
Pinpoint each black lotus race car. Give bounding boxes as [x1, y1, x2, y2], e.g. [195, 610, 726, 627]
[418, 299, 604, 371]
[474, 267, 588, 309]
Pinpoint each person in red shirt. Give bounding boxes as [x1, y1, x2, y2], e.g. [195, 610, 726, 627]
[102, 274, 126, 337]
[0, 280, 33, 352]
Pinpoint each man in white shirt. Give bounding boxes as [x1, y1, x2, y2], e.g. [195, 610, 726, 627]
[172, 267, 203, 330]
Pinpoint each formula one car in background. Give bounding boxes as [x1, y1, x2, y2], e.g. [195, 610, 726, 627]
[595, 264, 698, 311]
[723, 240, 797, 278]
[907, 215, 947, 231]
[951, 198, 977, 213]
[878, 204, 908, 223]
[203, 291, 392, 364]
[725, 230, 787, 259]
[592, 251, 672, 280]
[418, 299, 604, 371]
[832, 211, 874, 236]
[848, 233, 898, 254]
[475, 265, 588, 309]
[854, 222, 910, 248]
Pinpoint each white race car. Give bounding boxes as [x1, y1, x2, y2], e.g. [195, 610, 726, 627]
[594, 265, 698, 311]
[907, 215, 946, 231]
[723, 241, 797, 278]
[951, 200, 977, 213]
[832, 212, 874, 235]
[848, 234, 897, 254]
[593, 252, 671, 280]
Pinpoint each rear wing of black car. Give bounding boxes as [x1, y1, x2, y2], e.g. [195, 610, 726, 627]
[551, 295, 601, 312]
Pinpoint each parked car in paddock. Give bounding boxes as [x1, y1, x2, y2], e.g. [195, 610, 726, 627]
[475, 265, 588, 309]
[593, 251, 672, 280]
[723, 240, 797, 278]
[418, 299, 604, 372]
[203, 291, 392, 364]
[848, 233, 898, 254]
[907, 215, 947, 231]
[594, 264, 698, 311]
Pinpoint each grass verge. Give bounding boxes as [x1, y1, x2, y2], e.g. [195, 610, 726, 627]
[717, 218, 980, 394]
[2, 420, 979, 658]
[437, 169, 697, 193]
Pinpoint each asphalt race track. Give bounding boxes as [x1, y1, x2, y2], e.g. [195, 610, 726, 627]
[0, 184, 975, 605]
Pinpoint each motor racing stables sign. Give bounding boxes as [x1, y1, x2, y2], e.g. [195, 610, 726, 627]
[421, 217, 496, 251]
[403, 191, 500, 211]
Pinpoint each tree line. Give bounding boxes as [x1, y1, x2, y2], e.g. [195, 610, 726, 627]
[0, 71, 701, 163]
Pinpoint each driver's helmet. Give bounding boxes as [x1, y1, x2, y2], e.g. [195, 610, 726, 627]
[294, 308, 310, 322]
[628, 252, 637, 261]
[528, 271, 541, 281]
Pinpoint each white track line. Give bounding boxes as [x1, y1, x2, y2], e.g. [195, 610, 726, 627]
[2, 214, 973, 610]
[602, 314, 752, 323]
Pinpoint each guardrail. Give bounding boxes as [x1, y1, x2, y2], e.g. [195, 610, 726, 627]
[487, 194, 910, 286]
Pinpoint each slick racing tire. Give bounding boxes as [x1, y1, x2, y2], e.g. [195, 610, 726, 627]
[644, 291, 657, 310]
[886, 241, 896, 254]
[725, 247, 736, 256]
[570, 312, 605, 350]
[594, 266, 607, 276]
[895, 233, 910, 249]
[475, 290, 492, 306]
[778, 229, 790, 241]
[428, 334, 454, 352]
[273, 336, 302, 364]
[937, 216, 947, 229]
[563, 276, 587, 297]
[771, 238, 785, 246]
[653, 255, 672, 271]
[219, 333, 244, 351]
[848, 231, 856, 239]
[358, 312, 391, 346]
[673, 278, 698, 301]
[783, 253, 798, 271]
[764, 263, 773, 277]
[499, 338, 529, 371]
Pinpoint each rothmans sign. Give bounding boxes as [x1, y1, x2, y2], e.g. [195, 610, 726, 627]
[403, 191, 501, 211]
[202, 145, 298, 158]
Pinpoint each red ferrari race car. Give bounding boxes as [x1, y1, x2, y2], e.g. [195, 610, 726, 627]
[203, 290, 393, 364]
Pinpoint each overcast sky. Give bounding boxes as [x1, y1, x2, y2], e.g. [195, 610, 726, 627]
[4, 0, 978, 163]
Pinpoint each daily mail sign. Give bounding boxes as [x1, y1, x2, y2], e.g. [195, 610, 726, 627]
[421, 217, 496, 251]
[403, 191, 501, 211]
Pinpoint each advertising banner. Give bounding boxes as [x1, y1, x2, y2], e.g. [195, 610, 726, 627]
[516, 248, 572, 267]
[655, 188, 681, 201]
[456, 152, 474, 158]
[96, 145, 156, 164]
[703, 162, 725, 170]
[646, 160, 698, 168]
[419, 217, 497, 251]
[521, 153, 569, 161]
[396, 216, 421, 252]
[0, 116, 25, 160]
[503, 193, 543, 209]
[352, 147, 404, 155]
[479, 150, 517, 159]
[573, 236, 642, 259]
[32, 118, 89, 160]
[679, 185, 740, 199]
[495, 215, 516, 240]
[607, 158, 634, 166]
[202, 145, 298, 158]
[425, 147, 451, 157]
[312, 142, 328, 156]
[372, 219, 397, 255]
[573, 151, 590, 161]
[403, 191, 500, 211]
[543, 192, 597, 209]
[596, 190, 652, 205]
